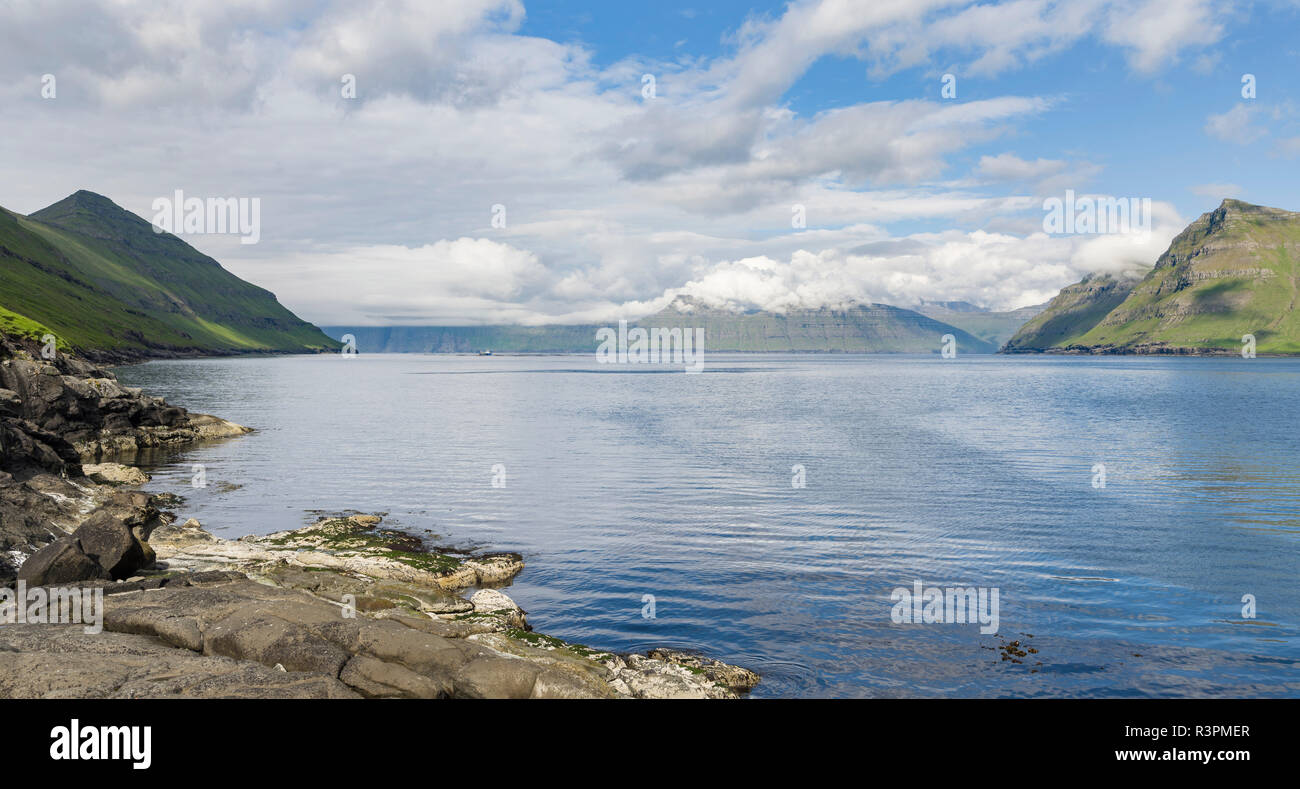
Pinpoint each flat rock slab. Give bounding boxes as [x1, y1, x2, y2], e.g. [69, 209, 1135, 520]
[91, 575, 619, 698]
[0, 624, 357, 699]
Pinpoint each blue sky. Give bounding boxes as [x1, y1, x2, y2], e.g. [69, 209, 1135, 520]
[524, 0, 1300, 223]
[2, 0, 1299, 324]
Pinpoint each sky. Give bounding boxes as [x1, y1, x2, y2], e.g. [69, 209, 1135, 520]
[2, 0, 1299, 326]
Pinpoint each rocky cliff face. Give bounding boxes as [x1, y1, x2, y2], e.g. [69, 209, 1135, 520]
[0, 331, 247, 579]
[0, 332, 248, 466]
[1004, 199, 1300, 354]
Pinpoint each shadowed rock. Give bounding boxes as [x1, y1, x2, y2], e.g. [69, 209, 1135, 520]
[17, 491, 163, 583]
[15, 537, 107, 586]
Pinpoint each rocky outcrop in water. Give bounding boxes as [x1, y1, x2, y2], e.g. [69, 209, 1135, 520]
[0, 330, 759, 698]
[0, 333, 248, 465]
[0, 333, 247, 580]
[2, 513, 759, 699]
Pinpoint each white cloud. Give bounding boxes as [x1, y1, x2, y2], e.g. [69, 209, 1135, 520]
[1205, 104, 1266, 144]
[1190, 183, 1242, 198]
[1101, 0, 1224, 73]
[977, 153, 1067, 181]
[1275, 136, 1300, 158]
[0, 0, 1232, 327]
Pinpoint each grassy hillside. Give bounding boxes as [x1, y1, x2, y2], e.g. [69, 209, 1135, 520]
[0, 191, 337, 359]
[1075, 200, 1300, 353]
[1001, 273, 1141, 352]
[1004, 199, 1300, 355]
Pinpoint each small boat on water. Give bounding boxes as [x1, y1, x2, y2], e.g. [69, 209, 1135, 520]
[478, 350, 493, 356]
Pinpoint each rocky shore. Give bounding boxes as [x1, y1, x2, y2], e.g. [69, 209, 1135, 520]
[0, 332, 758, 698]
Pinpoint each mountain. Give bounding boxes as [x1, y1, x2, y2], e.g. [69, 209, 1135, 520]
[1004, 199, 1300, 354]
[918, 300, 986, 313]
[628, 297, 998, 353]
[324, 296, 1000, 354]
[0, 190, 336, 360]
[916, 300, 1049, 348]
[1001, 273, 1142, 352]
[325, 324, 600, 354]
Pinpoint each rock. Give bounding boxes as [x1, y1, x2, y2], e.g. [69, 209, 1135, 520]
[69, 508, 153, 580]
[645, 648, 761, 693]
[82, 463, 150, 486]
[468, 588, 528, 629]
[339, 654, 450, 698]
[0, 624, 359, 699]
[16, 492, 163, 584]
[0, 388, 20, 417]
[0, 332, 250, 473]
[16, 537, 107, 585]
[153, 514, 524, 591]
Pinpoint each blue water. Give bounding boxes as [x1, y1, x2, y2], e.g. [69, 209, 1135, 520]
[114, 353, 1300, 697]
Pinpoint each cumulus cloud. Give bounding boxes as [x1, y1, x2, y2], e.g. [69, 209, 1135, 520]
[0, 0, 1237, 326]
[860, 0, 1225, 78]
[645, 211, 1178, 317]
[243, 237, 550, 325]
[1205, 104, 1267, 144]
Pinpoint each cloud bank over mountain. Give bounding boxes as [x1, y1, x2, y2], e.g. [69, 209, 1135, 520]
[3, 0, 1285, 325]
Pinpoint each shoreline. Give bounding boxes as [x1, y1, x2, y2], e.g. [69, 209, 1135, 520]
[0, 331, 758, 698]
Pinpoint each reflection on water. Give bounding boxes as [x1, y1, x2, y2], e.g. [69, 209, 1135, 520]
[115, 353, 1300, 697]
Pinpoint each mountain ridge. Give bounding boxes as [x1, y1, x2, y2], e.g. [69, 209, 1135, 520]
[1004, 198, 1300, 354]
[0, 190, 337, 361]
[324, 296, 1003, 354]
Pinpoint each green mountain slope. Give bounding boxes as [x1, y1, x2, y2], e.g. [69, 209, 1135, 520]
[916, 300, 1049, 348]
[324, 296, 999, 354]
[1077, 200, 1300, 353]
[1003, 199, 1300, 354]
[0, 191, 336, 359]
[1001, 273, 1141, 352]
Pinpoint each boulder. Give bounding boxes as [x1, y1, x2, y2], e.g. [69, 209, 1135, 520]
[469, 588, 529, 629]
[18, 497, 160, 584]
[71, 508, 154, 580]
[82, 462, 150, 486]
[16, 537, 107, 586]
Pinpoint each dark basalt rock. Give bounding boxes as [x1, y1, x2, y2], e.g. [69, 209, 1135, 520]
[15, 491, 165, 584]
[16, 537, 107, 586]
[71, 510, 151, 580]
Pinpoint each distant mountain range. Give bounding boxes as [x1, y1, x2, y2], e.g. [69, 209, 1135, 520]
[1006, 199, 1300, 354]
[915, 300, 1049, 348]
[0, 190, 336, 361]
[24, 191, 1295, 362]
[325, 296, 1007, 354]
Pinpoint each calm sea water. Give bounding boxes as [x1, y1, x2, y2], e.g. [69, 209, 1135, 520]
[114, 353, 1300, 698]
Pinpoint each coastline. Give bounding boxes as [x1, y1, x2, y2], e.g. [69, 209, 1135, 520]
[0, 332, 758, 698]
